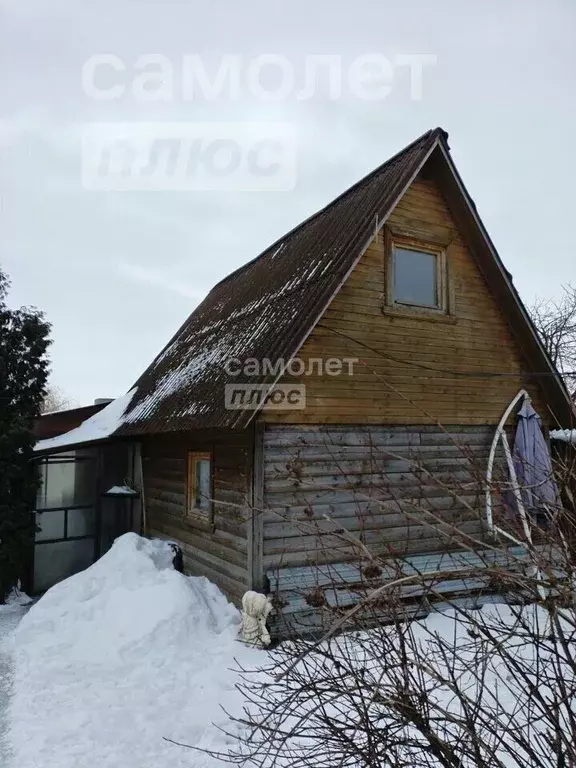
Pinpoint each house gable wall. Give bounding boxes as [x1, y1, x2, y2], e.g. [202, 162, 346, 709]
[256, 171, 554, 636]
[260, 172, 549, 426]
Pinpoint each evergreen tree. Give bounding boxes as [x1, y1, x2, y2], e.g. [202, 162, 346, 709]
[0, 267, 50, 602]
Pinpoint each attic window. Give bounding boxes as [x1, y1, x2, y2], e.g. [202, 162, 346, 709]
[389, 237, 447, 313]
[187, 452, 213, 522]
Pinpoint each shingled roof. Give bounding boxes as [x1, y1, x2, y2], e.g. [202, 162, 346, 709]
[115, 128, 443, 434]
[111, 126, 570, 436]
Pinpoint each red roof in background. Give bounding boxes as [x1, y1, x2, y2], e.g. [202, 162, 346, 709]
[35, 403, 108, 440]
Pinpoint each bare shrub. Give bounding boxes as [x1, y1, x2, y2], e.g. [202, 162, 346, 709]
[208, 429, 576, 768]
[40, 384, 76, 413]
[530, 285, 576, 392]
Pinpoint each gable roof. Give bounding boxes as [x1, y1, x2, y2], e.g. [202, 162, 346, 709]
[113, 127, 571, 436]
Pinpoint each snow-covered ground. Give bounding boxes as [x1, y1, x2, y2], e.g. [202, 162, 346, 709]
[0, 592, 32, 766]
[6, 534, 263, 768]
[3, 534, 573, 767]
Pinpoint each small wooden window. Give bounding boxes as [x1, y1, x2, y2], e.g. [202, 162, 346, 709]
[187, 452, 213, 521]
[387, 235, 448, 314]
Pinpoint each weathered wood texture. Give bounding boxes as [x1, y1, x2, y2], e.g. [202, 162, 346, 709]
[263, 423, 518, 636]
[262, 424, 507, 571]
[248, 422, 265, 590]
[141, 429, 253, 603]
[261, 174, 549, 425]
[266, 549, 528, 639]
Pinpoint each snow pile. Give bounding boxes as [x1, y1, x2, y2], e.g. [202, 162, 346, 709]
[0, 593, 31, 767]
[9, 533, 261, 768]
[6, 540, 575, 767]
[550, 428, 576, 444]
[0, 589, 33, 611]
[34, 388, 137, 453]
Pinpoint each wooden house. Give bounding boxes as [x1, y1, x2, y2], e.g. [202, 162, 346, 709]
[34, 128, 573, 635]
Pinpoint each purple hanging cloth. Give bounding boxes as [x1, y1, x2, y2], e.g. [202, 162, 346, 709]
[513, 398, 558, 513]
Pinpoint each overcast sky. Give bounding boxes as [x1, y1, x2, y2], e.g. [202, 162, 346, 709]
[0, 0, 574, 405]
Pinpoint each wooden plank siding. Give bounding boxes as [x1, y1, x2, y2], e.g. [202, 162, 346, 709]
[261, 173, 549, 426]
[140, 172, 555, 632]
[261, 424, 507, 571]
[141, 429, 253, 603]
[262, 424, 513, 636]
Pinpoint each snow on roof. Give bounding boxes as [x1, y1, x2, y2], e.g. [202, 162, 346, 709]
[34, 389, 137, 453]
[550, 429, 576, 444]
[99, 124, 571, 438]
[105, 485, 139, 496]
[114, 130, 444, 436]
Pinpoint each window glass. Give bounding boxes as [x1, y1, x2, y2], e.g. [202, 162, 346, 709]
[72, 459, 97, 506]
[36, 460, 75, 510]
[35, 453, 96, 510]
[36, 510, 65, 541]
[33, 539, 94, 593]
[67, 507, 96, 538]
[394, 247, 438, 307]
[188, 453, 213, 518]
[195, 459, 212, 510]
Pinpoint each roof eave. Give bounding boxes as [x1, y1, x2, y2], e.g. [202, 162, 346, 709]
[235, 133, 445, 429]
[432, 142, 574, 425]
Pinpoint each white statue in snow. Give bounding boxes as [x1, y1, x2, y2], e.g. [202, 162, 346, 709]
[240, 591, 273, 647]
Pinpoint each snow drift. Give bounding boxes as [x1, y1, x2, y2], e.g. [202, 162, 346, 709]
[8, 533, 260, 768]
[6, 534, 576, 767]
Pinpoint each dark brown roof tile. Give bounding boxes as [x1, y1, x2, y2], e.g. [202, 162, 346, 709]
[116, 128, 445, 434]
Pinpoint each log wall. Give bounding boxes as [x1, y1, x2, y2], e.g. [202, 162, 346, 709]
[141, 429, 253, 603]
[262, 423, 512, 636]
[262, 424, 502, 570]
